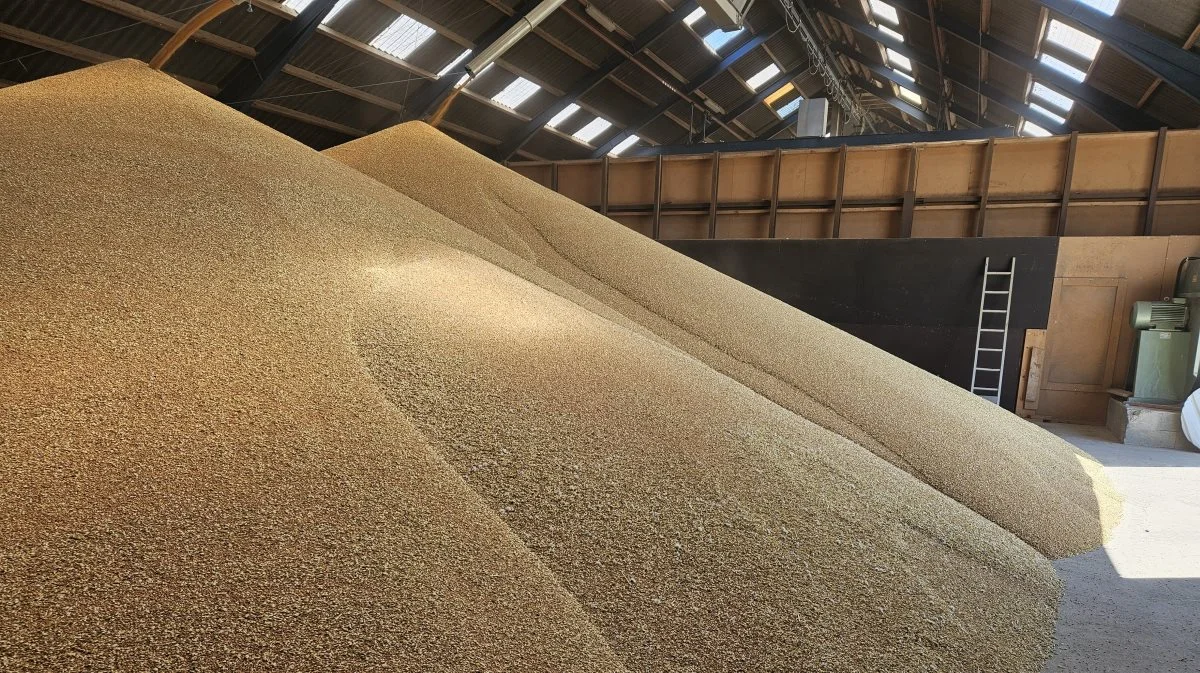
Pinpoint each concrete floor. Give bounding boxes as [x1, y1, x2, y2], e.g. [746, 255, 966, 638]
[1043, 423, 1200, 673]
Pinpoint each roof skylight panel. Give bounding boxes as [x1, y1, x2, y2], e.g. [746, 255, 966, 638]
[1077, 0, 1120, 15]
[1039, 53, 1087, 82]
[609, 135, 641, 157]
[371, 14, 437, 60]
[897, 86, 922, 106]
[776, 97, 802, 118]
[283, 0, 353, 24]
[491, 77, 541, 110]
[886, 48, 912, 71]
[869, 0, 901, 25]
[703, 28, 744, 53]
[573, 117, 613, 143]
[746, 63, 781, 91]
[684, 7, 706, 26]
[438, 49, 471, 78]
[1030, 82, 1074, 112]
[890, 67, 914, 83]
[1045, 20, 1102, 60]
[878, 25, 905, 42]
[1021, 120, 1052, 137]
[546, 103, 581, 129]
[1029, 103, 1066, 125]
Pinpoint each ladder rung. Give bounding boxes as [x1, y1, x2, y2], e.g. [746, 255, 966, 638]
[976, 367, 1001, 372]
[980, 328, 1005, 332]
[982, 309, 1006, 313]
[974, 387, 999, 392]
[978, 347, 1003, 352]
[984, 290, 1009, 294]
[986, 271, 1012, 276]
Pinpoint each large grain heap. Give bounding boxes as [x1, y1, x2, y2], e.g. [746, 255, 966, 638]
[328, 123, 1122, 559]
[1, 61, 1064, 672]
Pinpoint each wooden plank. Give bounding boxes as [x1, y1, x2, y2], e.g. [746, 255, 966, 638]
[1016, 329, 1047, 418]
[832, 144, 848, 238]
[900, 144, 919, 237]
[653, 154, 663, 240]
[1057, 132, 1078, 236]
[1145, 127, 1168, 236]
[251, 101, 365, 137]
[768, 148, 782, 238]
[601, 155, 610, 216]
[708, 151, 720, 239]
[974, 137, 995, 237]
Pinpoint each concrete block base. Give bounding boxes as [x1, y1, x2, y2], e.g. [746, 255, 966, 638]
[1106, 397, 1197, 450]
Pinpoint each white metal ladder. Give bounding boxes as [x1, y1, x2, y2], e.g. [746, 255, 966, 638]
[970, 257, 1016, 404]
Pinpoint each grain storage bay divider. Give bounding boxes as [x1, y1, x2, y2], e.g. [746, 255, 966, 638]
[508, 129, 1200, 240]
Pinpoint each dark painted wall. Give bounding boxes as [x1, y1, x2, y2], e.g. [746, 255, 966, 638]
[665, 237, 1059, 411]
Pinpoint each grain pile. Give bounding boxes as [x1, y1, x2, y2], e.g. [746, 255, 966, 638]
[0, 61, 628, 672]
[1, 61, 1061, 672]
[327, 123, 1122, 559]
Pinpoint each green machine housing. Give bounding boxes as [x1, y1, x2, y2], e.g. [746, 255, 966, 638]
[1128, 257, 1200, 403]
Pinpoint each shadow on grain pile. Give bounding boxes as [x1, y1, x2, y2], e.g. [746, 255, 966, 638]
[0, 61, 627, 672]
[0, 61, 1057, 672]
[326, 123, 1122, 560]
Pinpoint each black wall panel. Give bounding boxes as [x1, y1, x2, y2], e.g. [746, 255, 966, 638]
[665, 237, 1059, 411]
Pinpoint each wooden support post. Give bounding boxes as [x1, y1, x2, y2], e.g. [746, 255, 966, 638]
[1057, 132, 1078, 237]
[974, 137, 995, 237]
[709, 151, 720, 239]
[550, 162, 559, 192]
[652, 154, 663, 240]
[768, 148, 782, 239]
[1145, 127, 1168, 236]
[831, 145, 848, 239]
[900, 144, 919, 238]
[601, 155, 610, 216]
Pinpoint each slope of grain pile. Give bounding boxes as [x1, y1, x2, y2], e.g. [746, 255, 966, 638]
[0, 61, 628, 672]
[327, 123, 1121, 559]
[1, 61, 1061, 672]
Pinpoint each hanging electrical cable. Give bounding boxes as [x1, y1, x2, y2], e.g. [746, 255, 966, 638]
[775, 0, 878, 133]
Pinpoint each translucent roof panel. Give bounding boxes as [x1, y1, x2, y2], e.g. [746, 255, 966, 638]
[573, 117, 613, 143]
[1039, 53, 1087, 82]
[1045, 20, 1102, 60]
[1030, 82, 1074, 112]
[684, 7, 706, 26]
[890, 67, 914, 83]
[887, 48, 912, 71]
[546, 103, 581, 129]
[777, 97, 802, 118]
[1021, 120, 1052, 137]
[491, 77, 540, 110]
[283, 0, 353, 24]
[1077, 0, 1120, 15]
[609, 135, 641, 157]
[370, 15, 437, 60]
[437, 49, 471, 78]
[746, 64, 782, 91]
[1029, 103, 1066, 125]
[869, 0, 901, 25]
[897, 86, 922, 106]
[879, 25, 905, 43]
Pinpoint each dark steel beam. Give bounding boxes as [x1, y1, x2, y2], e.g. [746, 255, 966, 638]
[830, 42, 986, 124]
[592, 30, 778, 157]
[399, 0, 543, 122]
[624, 126, 1016, 157]
[877, 0, 1165, 129]
[218, 0, 342, 110]
[812, 1, 1070, 133]
[850, 75, 937, 127]
[491, 1, 698, 161]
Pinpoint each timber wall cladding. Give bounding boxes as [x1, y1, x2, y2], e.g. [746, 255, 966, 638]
[509, 129, 1200, 240]
[1034, 236, 1200, 424]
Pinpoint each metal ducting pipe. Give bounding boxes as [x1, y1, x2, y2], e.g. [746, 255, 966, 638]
[150, 0, 248, 70]
[463, 0, 567, 77]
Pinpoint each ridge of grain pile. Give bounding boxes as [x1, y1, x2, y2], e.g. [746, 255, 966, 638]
[0, 61, 630, 672]
[326, 122, 1121, 559]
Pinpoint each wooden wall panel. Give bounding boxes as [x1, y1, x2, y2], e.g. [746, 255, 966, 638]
[1072, 132, 1157, 195]
[611, 214, 653, 237]
[842, 147, 907, 200]
[981, 208, 1057, 237]
[511, 163, 552, 188]
[660, 214, 709, 239]
[775, 212, 832, 238]
[915, 143, 983, 197]
[989, 136, 1068, 196]
[662, 156, 713, 204]
[608, 159, 655, 206]
[1064, 204, 1144, 236]
[838, 211, 899, 238]
[558, 162, 602, 207]
[911, 208, 975, 237]
[1160, 132, 1200, 193]
[718, 154, 772, 202]
[777, 150, 838, 202]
